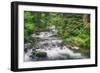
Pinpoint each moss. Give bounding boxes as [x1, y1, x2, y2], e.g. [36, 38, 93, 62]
[35, 52, 47, 58]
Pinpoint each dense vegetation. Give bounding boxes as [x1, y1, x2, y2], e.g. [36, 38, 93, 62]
[24, 11, 90, 53]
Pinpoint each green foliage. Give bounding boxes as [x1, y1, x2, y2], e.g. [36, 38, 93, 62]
[24, 11, 33, 23]
[24, 11, 90, 51]
[24, 23, 37, 42]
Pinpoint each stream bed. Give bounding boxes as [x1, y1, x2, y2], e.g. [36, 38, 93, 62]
[24, 26, 89, 62]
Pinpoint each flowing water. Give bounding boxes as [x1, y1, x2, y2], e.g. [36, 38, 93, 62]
[24, 26, 87, 62]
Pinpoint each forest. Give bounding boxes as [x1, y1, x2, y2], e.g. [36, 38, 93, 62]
[24, 11, 90, 61]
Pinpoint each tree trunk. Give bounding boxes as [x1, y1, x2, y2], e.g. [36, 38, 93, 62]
[83, 14, 90, 27]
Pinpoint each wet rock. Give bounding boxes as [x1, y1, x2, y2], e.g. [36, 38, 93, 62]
[24, 48, 28, 53]
[32, 48, 36, 51]
[66, 45, 73, 49]
[24, 43, 31, 48]
[35, 52, 47, 58]
[36, 32, 40, 35]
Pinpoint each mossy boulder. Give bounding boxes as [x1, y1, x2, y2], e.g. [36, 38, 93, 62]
[35, 52, 47, 58]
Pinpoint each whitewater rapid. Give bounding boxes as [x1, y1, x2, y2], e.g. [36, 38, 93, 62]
[24, 25, 85, 62]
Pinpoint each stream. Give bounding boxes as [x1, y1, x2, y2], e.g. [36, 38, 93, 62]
[24, 26, 88, 62]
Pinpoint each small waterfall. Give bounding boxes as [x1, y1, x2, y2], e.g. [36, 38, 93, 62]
[24, 25, 85, 62]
